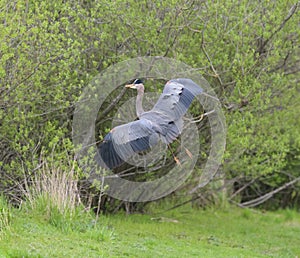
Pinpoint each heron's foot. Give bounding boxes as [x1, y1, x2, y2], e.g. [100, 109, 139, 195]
[174, 156, 181, 166]
[185, 147, 193, 159]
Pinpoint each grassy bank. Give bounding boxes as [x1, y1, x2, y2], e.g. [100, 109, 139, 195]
[0, 202, 299, 257]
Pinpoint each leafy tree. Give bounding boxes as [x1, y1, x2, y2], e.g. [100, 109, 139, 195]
[0, 0, 299, 209]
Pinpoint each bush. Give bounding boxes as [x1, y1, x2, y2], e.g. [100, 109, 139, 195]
[0, 0, 299, 210]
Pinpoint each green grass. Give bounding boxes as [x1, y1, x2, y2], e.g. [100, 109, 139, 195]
[0, 203, 299, 257]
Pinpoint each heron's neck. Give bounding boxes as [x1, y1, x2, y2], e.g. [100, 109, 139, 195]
[136, 88, 144, 117]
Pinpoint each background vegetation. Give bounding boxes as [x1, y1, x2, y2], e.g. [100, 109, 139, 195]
[0, 0, 299, 213]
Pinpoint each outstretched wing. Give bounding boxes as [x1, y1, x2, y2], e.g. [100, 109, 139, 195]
[97, 78, 202, 169]
[151, 78, 203, 121]
[97, 119, 160, 169]
[141, 111, 184, 144]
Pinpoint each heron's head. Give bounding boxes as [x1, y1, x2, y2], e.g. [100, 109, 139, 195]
[125, 79, 144, 92]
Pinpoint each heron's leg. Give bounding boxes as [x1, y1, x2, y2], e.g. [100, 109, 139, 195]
[184, 147, 193, 159]
[166, 138, 194, 165]
[165, 129, 198, 165]
[165, 142, 182, 166]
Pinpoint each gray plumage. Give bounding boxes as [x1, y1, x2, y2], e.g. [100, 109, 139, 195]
[97, 78, 203, 169]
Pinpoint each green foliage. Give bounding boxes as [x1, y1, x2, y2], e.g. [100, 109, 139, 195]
[22, 194, 96, 233]
[0, 0, 299, 208]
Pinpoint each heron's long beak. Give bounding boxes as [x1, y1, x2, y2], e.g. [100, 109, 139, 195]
[125, 84, 137, 89]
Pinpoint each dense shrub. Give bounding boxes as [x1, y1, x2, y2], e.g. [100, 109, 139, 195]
[1, 0, 299, 209]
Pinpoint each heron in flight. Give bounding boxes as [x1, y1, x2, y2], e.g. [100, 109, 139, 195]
[97, 78, 203, 169]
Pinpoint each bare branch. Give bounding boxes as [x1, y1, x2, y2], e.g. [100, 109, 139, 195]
[230, 177, 257, 199]
[97, 86, 127, 120]
[239, 176, 300, 208]
[260, 2, 299, 52]
[200, 25, 223, 87]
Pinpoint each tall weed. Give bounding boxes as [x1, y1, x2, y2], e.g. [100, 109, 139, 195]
[0, 195, 11, 238]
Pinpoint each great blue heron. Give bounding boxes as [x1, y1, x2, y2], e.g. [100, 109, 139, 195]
[97, 78, 203, 169]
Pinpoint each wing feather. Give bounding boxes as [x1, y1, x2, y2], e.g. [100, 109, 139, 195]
[151, 78, 203, 121]
[97, 119, 159, 169]
[97, 78, 202, 169]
